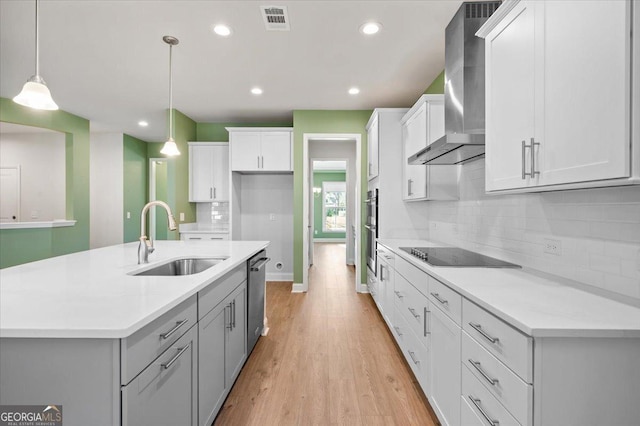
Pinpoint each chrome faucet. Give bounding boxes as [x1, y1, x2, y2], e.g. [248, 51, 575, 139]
[138, 200, 177, 264]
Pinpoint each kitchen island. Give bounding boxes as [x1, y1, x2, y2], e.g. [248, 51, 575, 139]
[0, 240, 269, 426]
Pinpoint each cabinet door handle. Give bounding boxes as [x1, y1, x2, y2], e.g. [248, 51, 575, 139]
[469, 322, 500, 344]
[394, 290, 403, 299]
[408, 350, 420, 365]
[261, 156, 264, 169]
[468, 359, 499, 386]
[408, 307, 420, 319]
[257, 156, 260, 169]
[159, 319, 189, 340]
[189, 237, 202, 240]
[468, 395, 500, 426]
[379, 264, 385, 282]
[407, 179, 413, 196]
[430, 292, 449, 305]
[231, 300, 236, 329]
[210, 187, 213, 199]
[213, 187, 217, 199]
[161, 343, 191, 370]
[226, 304, 233, 329]
[394, 326, 403, 336]
[530, 137, 540, 178]
[423, 307, 430, 336]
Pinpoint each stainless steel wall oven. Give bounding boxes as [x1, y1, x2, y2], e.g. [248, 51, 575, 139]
[365, 189, 378, 275]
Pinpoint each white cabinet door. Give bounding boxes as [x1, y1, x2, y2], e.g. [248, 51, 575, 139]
[261, 132, 291, 171]
[190, 145, 214, 201]
[429, 305, 461, 426]
[123, 326, 197, 426]
[225, 283, 247, 385]
[231, 132, 262, 171]
[198, 301, 228, 426]
[485, 0, 537, 191]
[211, 145, 229, 200]
[403, 105, 428, 200]
[538, 0, 630, 185]
[368, 114, 379, 180]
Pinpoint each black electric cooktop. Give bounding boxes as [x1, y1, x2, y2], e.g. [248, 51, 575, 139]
[399, 247, 521, 268]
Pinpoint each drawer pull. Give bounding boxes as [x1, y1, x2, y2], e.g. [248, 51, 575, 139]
[424, 307, 430, 336]
[394, 291, 404, 299]
[468, 359, 499, 386]
[408, 350, 420, 365]
[408, 307, 420, 319]
[161, 343, 190, 370]
[468, 395, 500, 426]
[394, 326, 403, 336]
[430, 292, 449, 305]
[384, 255, 393, 260]
[160, 319, 189, 340]
[469, 322, 500, 344]
[231, 300, 236, 329]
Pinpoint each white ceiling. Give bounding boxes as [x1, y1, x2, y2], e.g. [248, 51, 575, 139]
[0, 0, 461, 142]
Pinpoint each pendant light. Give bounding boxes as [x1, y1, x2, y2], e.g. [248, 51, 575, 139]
[13, 0, 58, 111]
[160, 35, 180, 156]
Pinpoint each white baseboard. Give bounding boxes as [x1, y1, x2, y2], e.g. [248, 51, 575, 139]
[358, 283, 369, 293]
[291, 283, 306, 293]
[266, 272, 293, 282]
[313, 238, 346, 243]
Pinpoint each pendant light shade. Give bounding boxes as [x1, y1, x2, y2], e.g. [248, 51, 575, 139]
[13, 0, 59, 111]
[160, 35, 180, 156]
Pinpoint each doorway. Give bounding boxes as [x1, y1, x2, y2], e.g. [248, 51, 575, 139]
[149, 159, 168, 240]
[301, 133, 363, 293]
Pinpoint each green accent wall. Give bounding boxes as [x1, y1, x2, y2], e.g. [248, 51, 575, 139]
[292, 110, 372, 285]
[313, 172, 346, 239]
[196, 121, 292, 142]
[146, 109, 197, 240]
[424, 70, 445, 94]
[123, 134, 149, 243]
[0, 97, 90, 268]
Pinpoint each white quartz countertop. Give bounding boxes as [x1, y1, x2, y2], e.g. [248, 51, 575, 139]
[377, 239, 640, 338]
[0, 240, 268, 339]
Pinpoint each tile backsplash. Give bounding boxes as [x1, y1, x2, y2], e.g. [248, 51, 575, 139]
[425, 159, 640, 301]
[196, 202, 230, 232]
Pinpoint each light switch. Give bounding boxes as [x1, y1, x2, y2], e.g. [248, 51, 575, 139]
[180, 212, 185, 221]
[126, 211, 131, 219]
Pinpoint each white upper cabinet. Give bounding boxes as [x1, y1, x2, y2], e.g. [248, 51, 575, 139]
[189, 142, 229, 202]
[367, 113, 379, 180]
[479, 0, 638, 192]
[228, 128, 293, 172]
[401, 95, 458, 201]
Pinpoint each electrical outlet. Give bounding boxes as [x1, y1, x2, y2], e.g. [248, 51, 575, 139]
[126, 211, 131, 219]
[31, 210, 38, 219]
[314, 230, 318, 235]
[179, 212, 185, 221]
[269, 214, 276, 221]
[544, 238, 562, 256]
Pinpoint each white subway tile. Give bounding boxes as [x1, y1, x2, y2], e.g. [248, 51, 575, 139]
[589, 254, 621, 275]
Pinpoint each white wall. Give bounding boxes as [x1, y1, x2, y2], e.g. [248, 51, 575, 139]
[0, 131, 66, 221]
[425, 159, 640, 302]
[90, 132, 124, 248]
[239, 174, 293, 281]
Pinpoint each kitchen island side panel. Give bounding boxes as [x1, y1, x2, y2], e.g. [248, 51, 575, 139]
[0, 338, 120, 426]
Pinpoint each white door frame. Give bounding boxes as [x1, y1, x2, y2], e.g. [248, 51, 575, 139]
[0, 166, 21, 222]
[301, 133, 363, 293]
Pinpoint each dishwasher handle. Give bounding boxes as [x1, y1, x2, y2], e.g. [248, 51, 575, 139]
[250, 257, 271, 271]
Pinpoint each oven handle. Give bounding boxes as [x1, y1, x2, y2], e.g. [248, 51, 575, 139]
[365, 197, 377, 203]
[364, 224, 376, 231]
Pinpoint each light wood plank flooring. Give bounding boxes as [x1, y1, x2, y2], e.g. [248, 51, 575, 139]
[214, 243, 439, 426]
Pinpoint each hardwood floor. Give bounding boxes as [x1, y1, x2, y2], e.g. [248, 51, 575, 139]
[214, 243, 439, 426]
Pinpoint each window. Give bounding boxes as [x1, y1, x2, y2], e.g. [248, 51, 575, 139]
[322, 181, 346, 232]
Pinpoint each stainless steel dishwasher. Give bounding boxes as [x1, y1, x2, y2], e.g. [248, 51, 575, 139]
[248, 251, 269, 354]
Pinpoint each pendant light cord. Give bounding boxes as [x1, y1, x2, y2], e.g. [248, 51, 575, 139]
[35, 0, 40, 76]
[168, 42, 173, 141]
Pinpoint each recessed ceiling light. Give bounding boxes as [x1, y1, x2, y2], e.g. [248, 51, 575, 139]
[251, 87, 263, 95]
[348, 87, 360, 95]
[213, 24, 232, 37]
[360, 22, 381, 35]
[138, 121, 149, 127]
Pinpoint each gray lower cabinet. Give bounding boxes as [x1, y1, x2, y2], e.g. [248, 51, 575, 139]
[122, 325, 198, 426]
[199, 282, 247, 426]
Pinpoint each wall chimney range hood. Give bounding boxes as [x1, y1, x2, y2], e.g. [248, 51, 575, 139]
[409, 1, 501, 166]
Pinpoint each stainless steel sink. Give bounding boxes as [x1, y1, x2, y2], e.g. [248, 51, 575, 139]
[132, 257, 228, 276]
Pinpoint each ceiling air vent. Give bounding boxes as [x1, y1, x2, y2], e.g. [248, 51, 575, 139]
[260, 5, 290, 31]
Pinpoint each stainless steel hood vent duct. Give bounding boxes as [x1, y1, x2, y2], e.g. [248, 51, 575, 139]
[409, 1, 500, 165]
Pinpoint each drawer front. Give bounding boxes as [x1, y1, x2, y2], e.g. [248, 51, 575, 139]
[393, 304, 429, 393]
[462, 364, 522, 426]
[396, 274, 429, 346]
[122, 295, 197, 385]
[460, 395, 488, 426]
[181, 233, 229, 241]
[376, 246, 395, 267]
[428, 277, 462, 326]
[462, 331, 533, 426]
[395, 256, 428, 296]
[122, 325, 198, 426]
[463, 299, 533, 383]
[199, 264, 246, 320]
